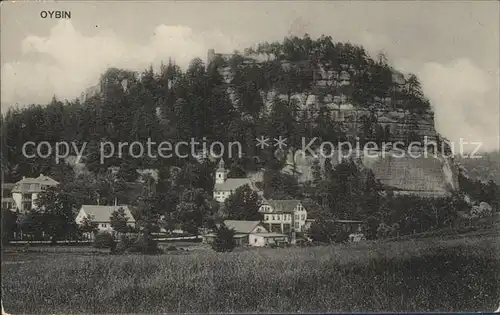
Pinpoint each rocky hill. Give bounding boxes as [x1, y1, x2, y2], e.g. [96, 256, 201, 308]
[1, 35, 456, 194]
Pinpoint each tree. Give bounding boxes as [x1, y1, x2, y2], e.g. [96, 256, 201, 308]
[109, 207, 130, 234]
[211, 223, 236, 252]
[174, 188, 215, 236]
[79, 215, 98, 236]
[35, 186, 78, 243]
[93, 232, 116, 250]
[263, 170, 301, 199]
[224, 185, 261, 220]
[308, 219, 348, 243]
[311, 159, 322, 186]
[18, 210, 44, 240]
[1, 209, 18, 245]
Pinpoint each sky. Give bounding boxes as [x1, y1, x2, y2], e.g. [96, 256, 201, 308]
[1, 1, 499, 151]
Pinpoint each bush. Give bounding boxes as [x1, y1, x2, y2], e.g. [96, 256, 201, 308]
[211, 224, 236, 252]
[127, 233, 162, 254]
[333, 230, 350, 243]
[165, 245, 178, 251]
[114, 235, 137, 253]
[93, 232, 116, 250]
[309, 219, 349, 244]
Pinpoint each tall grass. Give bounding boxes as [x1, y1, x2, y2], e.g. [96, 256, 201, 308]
[2, 235, 499, 313]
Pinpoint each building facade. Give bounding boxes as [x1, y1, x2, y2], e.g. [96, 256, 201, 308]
[75, 205, 136, 233]
[11, 174, 59, 212]
[202, 220, 288, 247]
[259, 199, 308, 233]
[213, 159, 252, 203]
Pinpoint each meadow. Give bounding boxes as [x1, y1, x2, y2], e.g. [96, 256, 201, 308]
[2, 231, 499, 314]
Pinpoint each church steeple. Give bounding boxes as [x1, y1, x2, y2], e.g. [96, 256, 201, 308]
[215, 158, 227, 184]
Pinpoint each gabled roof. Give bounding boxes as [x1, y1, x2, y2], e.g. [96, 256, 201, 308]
[12, 174, 58, 193]
[261, 199, 302, 213]
[214, 178, 251, 192]
[223, 220, 261, 234]
[37, 174, 59, 185]
[252, 233, 288, 238]
[80, 205, 136, 223]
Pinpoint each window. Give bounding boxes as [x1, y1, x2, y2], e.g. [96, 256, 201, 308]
[295, 214, 299, 220]
[101, 223, 107, 228]
[295, 222, 299, 229]
[265, 215, 268, 221]
[301, 214, 305, 220]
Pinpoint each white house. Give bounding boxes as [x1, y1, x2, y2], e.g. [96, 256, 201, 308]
[213, 159, 252, 203]
[11, 174, 59, 212]
[202, 220, 288, 247]
[259, 199, 308, 233]
[75, 205, 136, 233]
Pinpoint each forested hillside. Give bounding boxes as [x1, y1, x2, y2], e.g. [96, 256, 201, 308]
[2, 34, 499, 241]
[2, 35, 435, 183]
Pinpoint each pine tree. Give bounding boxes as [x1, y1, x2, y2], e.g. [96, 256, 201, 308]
[109, 207, 130, 234]
[211, 223, 236, 252]
[224, 185, 261, 220]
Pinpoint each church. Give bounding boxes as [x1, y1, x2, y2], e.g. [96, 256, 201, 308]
[213, 159, 252, 203]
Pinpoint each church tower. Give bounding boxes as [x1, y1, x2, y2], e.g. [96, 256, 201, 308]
[215, 158, 228, 184]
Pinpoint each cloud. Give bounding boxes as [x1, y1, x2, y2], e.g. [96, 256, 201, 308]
[1, 20, 239, 108]
[417, 58, 499, 152]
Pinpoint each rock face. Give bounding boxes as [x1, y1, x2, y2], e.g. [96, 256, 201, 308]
[285, 148, 459, 198]
[360, 152, 458, 197]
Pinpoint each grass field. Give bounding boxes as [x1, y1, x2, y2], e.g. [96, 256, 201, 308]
[2, 230, 499, 314]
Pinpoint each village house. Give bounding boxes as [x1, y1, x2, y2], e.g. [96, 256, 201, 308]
[11, 174, 59, 212]
[213, 159, 253, 203]
[259, 199, 308, 233]
[75, 205, 136, 233]
[202, 220, 289, 247]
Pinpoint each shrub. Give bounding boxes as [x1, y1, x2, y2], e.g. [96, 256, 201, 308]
[93, 232, 116, 250]
[211, 223, 236, 252]
[114, 235, 137, 253]
[127, 233, 162, 254]
[309, 219, 349, 244]
[333, 230, 350, 243]
[165, 245, 178, 251]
